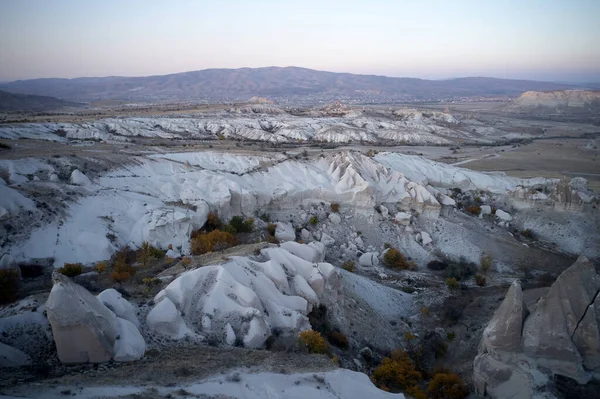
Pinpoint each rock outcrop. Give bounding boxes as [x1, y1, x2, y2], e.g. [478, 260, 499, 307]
[474, 256, 600, 398]
[46, 273, 145, 364]
[147, 244, 340, 348]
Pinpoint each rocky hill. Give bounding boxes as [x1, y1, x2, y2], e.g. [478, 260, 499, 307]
[0, 90, 80, 112]
[506, 90, 600, 117]
[0, 67, 580, 102]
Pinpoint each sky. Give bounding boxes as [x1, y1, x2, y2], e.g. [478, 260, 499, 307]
[1, 0, 599, 82]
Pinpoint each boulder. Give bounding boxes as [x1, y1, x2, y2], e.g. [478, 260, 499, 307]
[113, 317, 146, 362]
[480, 205, 492, 215]
[359, 252, 379, 267]
[379, 205, 389, 217]
[394, 212, 411, 226]
[70, 169, 92, 186]
[46, 273, 119, 364]
[417, 232, 432, 245]
[280, 241, 325, 263]
[97, 289, 140, 329]
[320, 233, 335, 247]
[328, 213, 341, 225]
[300, 229, 312, 242]
[495, 209, 512, 221]
[49, 173, 60, 182]
[146, 297, 190, 340]
[274, 222, 296, 242]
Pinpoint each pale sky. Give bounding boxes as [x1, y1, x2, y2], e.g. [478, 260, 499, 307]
[1, 0, 599, 82]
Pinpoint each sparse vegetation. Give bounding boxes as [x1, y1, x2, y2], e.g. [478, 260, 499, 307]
[447, 331, 456, 341]
[420, 307, 430, 317]
[267, 223, 277, 236]
[111, 249, 136, 283]
[191, 230, 237, 255]
[137, 241, 164, 267]
[475, 274, 487, 286]
[383, 247, 414, 270]
[227, 215, 254, 233]
[521, 228, 535, 239]
[58, 263, 84, 277]
[259, 212, 270, 223]
[446, 257, 477, 281]
[327, 331, 349, 349]
[341, 260, 355, 272]
[0, 269, 20, 305]
[465, 205, 481, 215]
[309, 216, 319, 225]
[446, 277, 460, 290]
[330, 203, 340, 213]
[371, 349, 422, 393]
[298, 330, 328, 354]
[427, 373, 468, 399]
[95, 261, 107, 273]
[479, 252, 493, 275]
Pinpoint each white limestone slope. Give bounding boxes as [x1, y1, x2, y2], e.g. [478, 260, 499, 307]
[147, 244, 340, 348]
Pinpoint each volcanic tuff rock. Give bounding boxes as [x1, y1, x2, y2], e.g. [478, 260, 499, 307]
[474, 256, 600, 398]
[45, 273, 145, 364]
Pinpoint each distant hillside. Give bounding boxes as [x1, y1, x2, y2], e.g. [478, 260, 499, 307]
[0, 67, 581, 103]
[509, 90, 600, 109]
[0, 90, 80, 112]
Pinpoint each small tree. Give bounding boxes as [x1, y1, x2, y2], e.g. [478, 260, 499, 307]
[480, 253, 493, 275]
[383, 248, 410, 270]
[298, 330, 328, 354]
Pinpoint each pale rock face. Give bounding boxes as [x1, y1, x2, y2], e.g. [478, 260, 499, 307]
[113, 317, 146, 362]
[300, 229, 312, 242]
[0, 206, 8, 220]
[147, 245, 339, 348]
[480, 205, 492, 215]
[474, 256, 600, 397]
[146, 297, 190, 340]
[417, 232, 432, 245]
[495, 209, 512, 221]
[49, 173, 60, 182]
[274, 222, 296, 242]
[225, 323, 236, 346]
[394, 212, 411, 226]
[481, 281, 526, 352]
[46, 274, 119, 364]
[70, 169, 92, 186]
[0, 342, 31, 368]
[97, 289, 140, 329]
[359, 252, 379, 267]
[379, 205, 389, 217]
[165, 249, 181, 258]
[321, 233, 335, 247]
[328, 213, 341, 224]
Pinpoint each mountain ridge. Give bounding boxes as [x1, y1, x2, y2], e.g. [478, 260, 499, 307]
[0, 66, 591, 103]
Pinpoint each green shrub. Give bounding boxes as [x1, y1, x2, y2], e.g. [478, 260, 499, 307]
[191, 230, 237, 255]
[58, 263, 84, 277]
[259, 212, 270, 223]
[137, 241, 164, 267]
[228, 215, 254, 233]
[341, 260, 355, 272]
[383, 248, 411, 270]
[446, 257, 477, 281]
[447, 331, 456, 341]
[479, 253, 493, 275]
[309, 216, 318, 225]
[298, 330, 328, 354]
[446, 278, 460, 290]
[0, 269, 20, 305]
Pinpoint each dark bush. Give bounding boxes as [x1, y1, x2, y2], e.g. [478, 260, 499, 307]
[191, 230, 237, 255]
[0, 269, 20, 304]
[427, 260, 449, 271]
[19, 264, 45, 278]
[446, 257, 477, 281]
[228, 215, 254, 233]
[383, 248, 411, 270]
[327, 331, 349, 349]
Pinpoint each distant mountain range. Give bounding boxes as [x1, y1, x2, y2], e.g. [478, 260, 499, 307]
[0, 67, 598, 103]
[0, 90, 81, 112]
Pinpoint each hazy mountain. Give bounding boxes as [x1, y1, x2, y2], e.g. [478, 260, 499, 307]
[0, 67, 582, 103]
[0, 90, 81, 112]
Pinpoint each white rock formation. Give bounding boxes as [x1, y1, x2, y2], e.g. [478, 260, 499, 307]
[321, 233, 335, 247]
[70, 169, 92, 186]
[495, 209, 512, 221]
[328, 213, 341, 224]
[417, 232, 432, 245]
[0, 341, 31, 368]
[359, 252, 379, 267]
[274, 222, 296, 242]
[147, 244, 339, 348]
[480, 205, 492, 215]
[394, 212, 411, 226]
[46, 274, 145, 364]
[97, 289, 140, 328]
